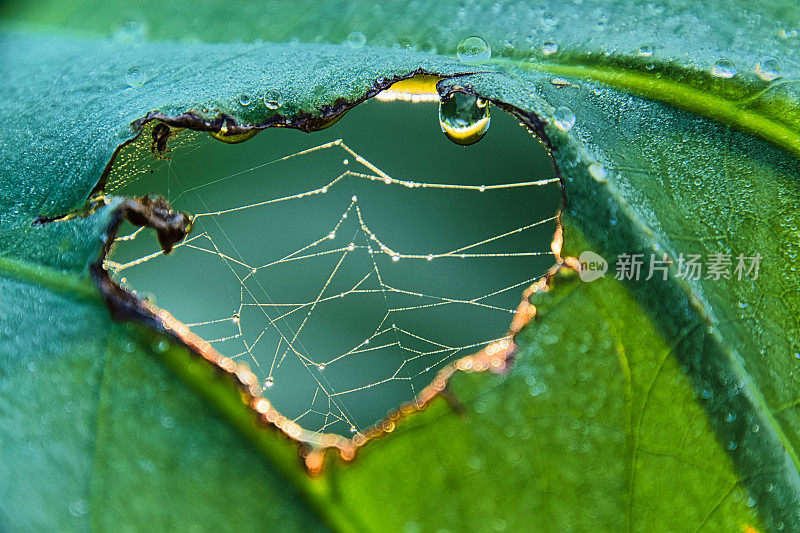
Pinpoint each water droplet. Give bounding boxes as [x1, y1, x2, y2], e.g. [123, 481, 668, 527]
[349, 425, 357, 433]
[342, 158, 349, 165]
[113, 19, 146, 43]
[755, 56, 781, 81]
[153, 339, 169, 353]
[232, 314, 240, 323]
[726, 411, 737, 422]
[541, 12, 558, 28]
[711, 59, 737, 78]
[645, 63, 655, 70]
[209, 128, 259, 144]
[542, 41, 559, 55]
[392, 254, 400, 262]
[238, 93, 252, 106]
[457, 36, 491, 64]
[264, 89, 284, 110]
[552, 106, 576, 131]
[264, 377, 274, 388]
[638, 45, 654, 57]
[426, 254, 434, 261]
[727, 440, 738, 450]
[347, 243, 355, 251]
[346, 30, 366, 48]
[69, 499, 89, 517]
[318, 364, 326, 371]
[438, 92, 491, 146]
[588, 163, 607, 183]
[126, 66, 143, 87]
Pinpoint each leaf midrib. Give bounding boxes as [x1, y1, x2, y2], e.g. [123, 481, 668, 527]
[0, 255, 101, 303]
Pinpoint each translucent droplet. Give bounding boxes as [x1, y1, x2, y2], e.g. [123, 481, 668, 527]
[209, 128, 259, 144]
[346, 30, 366, 48]
[238, 93, 252, 106]
[552, 106, 576, 131]
[755, 56, 781, 81]
[264, 89, 284, 110]
[126, 66, 143, 87]
[396, 36, 413, 50]
[153, 339, 169, 353]
[349, 425, 357, 433]
[438, 92, 491, 146]
[342, 158, 349, 165]
[542, 41, 559, 55]
[318, 364, 326, 371]
[711, 59, 737, 78]
[541, 11, 558, 28]
[638, 45, 654, 57]
[457, 36, 491, 64]
[232, 314, 240, 323]
[113, 19, 146, 44]
[264, 377, 274, 388]
[69, 499, 89, 517]
[588, 163, 607, 183]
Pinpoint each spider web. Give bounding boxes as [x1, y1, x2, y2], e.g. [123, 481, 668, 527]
[107, 108, 560, 437]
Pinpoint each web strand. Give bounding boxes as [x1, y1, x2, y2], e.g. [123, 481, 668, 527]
[109, 137, 558, 436]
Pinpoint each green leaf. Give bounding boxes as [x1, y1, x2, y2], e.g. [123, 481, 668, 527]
[2, 1, 799, 531]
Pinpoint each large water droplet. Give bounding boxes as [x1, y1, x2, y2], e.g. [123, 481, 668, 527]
[588, 163, 607, 183]
[346, 30, 366, 48]
[553, 106, 576, 131]
[711, 59, 737, 78]
[542, 41, 559, 55]
[209, 128, 259, 144]
[438, 92, 491, 146]
[238, 93, 252, 106]
[264, 89, 284, 110]
[126, 66, 143, 87]
[541, 11, 558, 29]
[638, 45, 654, 57]
[113, 19, 146, 44]
[755, 56, 781, 81]
[457, 36, 491, 64]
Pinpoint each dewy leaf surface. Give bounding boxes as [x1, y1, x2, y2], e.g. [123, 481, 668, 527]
[1, 1, 799, 530]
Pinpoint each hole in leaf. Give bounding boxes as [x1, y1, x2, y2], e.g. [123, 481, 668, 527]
[105, 84, 560, 437]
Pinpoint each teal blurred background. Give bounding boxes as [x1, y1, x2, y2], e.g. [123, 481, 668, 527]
[109, 97, 560, 435]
